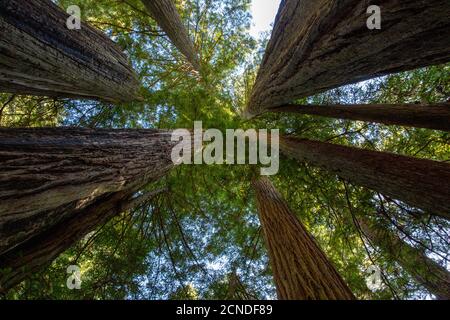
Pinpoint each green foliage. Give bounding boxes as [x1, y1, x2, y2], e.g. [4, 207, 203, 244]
[2, 0, 448, 301]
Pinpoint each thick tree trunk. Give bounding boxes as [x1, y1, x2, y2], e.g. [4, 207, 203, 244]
[0, 128, 177, 255]
[246, 0, 450, 117]
[141, 0, 200, 70]
[279, 136, 450, 219]
[0, 0, 140, 102]
[271, 103, 450, 131]
[0, 189, 163, 294]
[358, 217, 450, 300]
[253, 177, 355, 300]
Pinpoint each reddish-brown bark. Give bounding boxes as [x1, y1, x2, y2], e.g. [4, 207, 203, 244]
[271, 103, 450, 131]
[0, 0, 140, 101]
[279, 136, 450, 219]
[253, 177, 355, 300]
[246, 0, 450, 117]
[0, 128, 177, 255]
[142, 0, 200, 70]
[0, 189, 164, 294]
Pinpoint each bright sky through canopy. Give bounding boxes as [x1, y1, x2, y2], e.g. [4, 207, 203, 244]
[250, 0, 282, 38]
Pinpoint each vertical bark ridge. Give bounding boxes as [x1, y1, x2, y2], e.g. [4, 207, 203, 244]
[0, 0, 140, 101]
[0, 189, 164, 294]
[246, 0, 450, 117]
[0, 128, 177, 255]
[270, 103, 450, 131]
[142, 0, 200, 71]
[279, 136, 450, 219]
[253, 177, 355, 300]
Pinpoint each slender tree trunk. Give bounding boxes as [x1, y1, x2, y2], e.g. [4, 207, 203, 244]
[0, 128, 178, 255]
[358, 217, 450, 300]
[0, 0, 140, 102]
[271, 103, 450, 131]
[279, 136, 450, 219]
[253, 177, 355, 300]
[246, 0, 450, 117]
[0, 189, 164, 295]
[141, 0, 200, 70]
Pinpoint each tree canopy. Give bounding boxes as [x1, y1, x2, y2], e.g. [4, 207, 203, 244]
[0, 0, 449, 300]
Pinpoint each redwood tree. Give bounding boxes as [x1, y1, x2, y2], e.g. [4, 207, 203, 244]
[0, 128, 179, 256]
[271, 103, 450, 131]
[0, 0, 140, 102]
[245, 0, 450, 117]
[279, 136, 450, 219]
[0, 189, 163, 294]
[141, 0, 200, 70]
[253, 177, 355, 300]
[358, 217, 450, 300]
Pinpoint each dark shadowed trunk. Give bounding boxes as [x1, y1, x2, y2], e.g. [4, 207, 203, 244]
[246, 0, 450, 117]
[226, 271, 257, 300]
[0, 0, 140, 102]
[253, 177, 355, 300]
[279, 136, 450, 219]
[271, 103, 450, 131]
[141, 0, 200, 70]
[358, 217, 450, 300]
[0, 128, 178, 255]
[0, 189, 164, 295]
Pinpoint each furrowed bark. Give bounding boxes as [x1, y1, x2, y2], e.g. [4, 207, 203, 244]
[358, 217, 450, 300]
[141, 0, 200, 70]
[279, 136, 450, 219]
[246, 0, 450, 117]
[0, 0, 140, 102]
[0, 128, 178, 255]
[253, 177, 355, 300]
[0, 189, 164, 295]
[271, 103, 450, 131]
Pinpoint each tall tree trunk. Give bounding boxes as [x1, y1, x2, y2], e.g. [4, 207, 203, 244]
[141, 0, 200, 70]
[358, 217, 450, 300]
[0, 0, 140, 102]
[271, 103, 450, 131]
[0, 128, 178, 256]
[226, 271, 257, 300]
[279, 136, 450, 219]
[0, 189, 164, 295]
[253, 177, 355, 300]
[245, 0, 450, 117]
